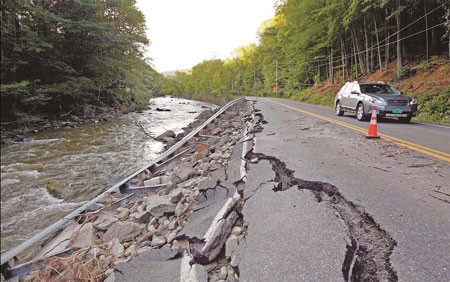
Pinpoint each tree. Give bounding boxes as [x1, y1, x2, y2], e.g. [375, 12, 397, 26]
[1, 0, 159, 120]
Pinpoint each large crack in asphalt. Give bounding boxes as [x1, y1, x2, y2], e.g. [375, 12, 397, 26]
[247, 102, 398, 282]
[183, 101, 399, 281]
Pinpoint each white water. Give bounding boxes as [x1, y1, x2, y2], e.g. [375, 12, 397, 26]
[0, 97, 215, 252]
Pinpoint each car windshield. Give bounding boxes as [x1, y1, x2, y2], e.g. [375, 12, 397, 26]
[360, 84, 399, 94]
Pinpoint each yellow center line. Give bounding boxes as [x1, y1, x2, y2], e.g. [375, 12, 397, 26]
[264, 99, 450, 163]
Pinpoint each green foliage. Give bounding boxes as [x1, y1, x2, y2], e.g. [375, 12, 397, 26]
[409, 89, 450, 124]
[397, 67, 411, 79]
[1, 0, 160, 120]
[163, 0, 448, 114]
[0, 81, 31, 95]
[290, 89, 335, 107]
[411, 56, 441, 72]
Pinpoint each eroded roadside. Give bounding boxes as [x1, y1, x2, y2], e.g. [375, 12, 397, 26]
[234, 97, 450, 282]
[1, 99, 253, 282]
[177, 102, 398, 282]
[223, 109, 398, 282]
[5, 97, 447, 282]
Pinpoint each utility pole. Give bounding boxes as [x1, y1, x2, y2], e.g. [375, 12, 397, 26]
[275, 59, 278, 96]
[253, 63, 256, 96]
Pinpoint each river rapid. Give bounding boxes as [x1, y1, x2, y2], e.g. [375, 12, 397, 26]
[0, 97, 215, 252]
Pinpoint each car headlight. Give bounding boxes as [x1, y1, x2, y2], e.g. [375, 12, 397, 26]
[368, 97, 385, 105]
[410, 99, 417, 105]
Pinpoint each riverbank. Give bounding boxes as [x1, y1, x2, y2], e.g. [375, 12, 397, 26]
[2, 99, 250, 282]
[0, 102, 136, 144]
[0, 97, 216, 254]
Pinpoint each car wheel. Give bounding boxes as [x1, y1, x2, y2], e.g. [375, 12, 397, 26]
[335, 101, 344, 116]
[398, 116, 412, 123]
[356, 103, 368, 121]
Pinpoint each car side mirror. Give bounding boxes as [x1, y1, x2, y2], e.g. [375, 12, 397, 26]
[351, 90, 360, 95]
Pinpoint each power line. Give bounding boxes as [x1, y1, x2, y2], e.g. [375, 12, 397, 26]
[283, 3, 446, 66]
[271, 21, 446, 76]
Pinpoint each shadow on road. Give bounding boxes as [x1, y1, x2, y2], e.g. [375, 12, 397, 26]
[340, 114, 413, 124]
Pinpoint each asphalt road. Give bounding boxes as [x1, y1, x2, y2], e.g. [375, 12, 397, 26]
[236, 97, 450, 281]
[105, 98, 449, 281]
[264, 97, 450, 161]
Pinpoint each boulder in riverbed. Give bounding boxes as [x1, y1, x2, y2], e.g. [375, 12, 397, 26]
[156, 108, 171, 112]
[161, 137, 175, 144]
[156, 130, 176, 141]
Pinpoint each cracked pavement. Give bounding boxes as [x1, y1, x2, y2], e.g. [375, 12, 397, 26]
[114, 98, 449, 281]
[237, 97, 449, 281]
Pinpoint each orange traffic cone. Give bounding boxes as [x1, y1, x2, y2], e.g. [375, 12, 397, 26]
[366, 106, 380, 139]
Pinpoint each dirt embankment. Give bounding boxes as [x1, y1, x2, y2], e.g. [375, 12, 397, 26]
[310, 57, 450, 95]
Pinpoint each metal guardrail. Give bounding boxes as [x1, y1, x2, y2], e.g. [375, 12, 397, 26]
[0, 97, 244, 267]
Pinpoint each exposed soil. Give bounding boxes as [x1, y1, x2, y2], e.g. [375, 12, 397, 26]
[310, 56, 450, 95]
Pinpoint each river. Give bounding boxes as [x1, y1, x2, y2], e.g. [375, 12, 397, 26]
[0, 96, 215, 253]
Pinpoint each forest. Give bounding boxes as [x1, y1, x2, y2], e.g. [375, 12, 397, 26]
[1, 0, 449, 125]
[1, 0, 163, 122]
[162, 0, 449, 122]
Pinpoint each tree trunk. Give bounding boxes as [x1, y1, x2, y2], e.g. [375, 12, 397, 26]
[364, 17, 370, 74]
[424, 0, 429, 61]
[330, 47, 334, 84]
[431, 3, 438, 53]
[352, 32, 358, 78]
[370, 33, 374, 72]
[385, 9, 390, 69]
[350, 42, 354, 79]
[341, 39, 346, 81]
[353, 29, 365, 75]
[374, 17, 383, 71]
[317, 60, 321, 82]
[447, 6, 450, 60]
[396, 0, 403, 79]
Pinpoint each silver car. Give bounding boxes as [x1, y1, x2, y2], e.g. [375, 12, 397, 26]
[334, 81, 418, 123]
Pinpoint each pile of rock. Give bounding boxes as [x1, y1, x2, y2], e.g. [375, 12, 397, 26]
[27, 102, 249, 281]
[203, 221, 246, 282]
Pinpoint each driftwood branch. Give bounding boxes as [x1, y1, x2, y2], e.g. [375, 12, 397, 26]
[133, 114, 158, 141]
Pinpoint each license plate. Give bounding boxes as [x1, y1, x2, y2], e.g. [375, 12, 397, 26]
[392, 108, 403, 114]
[386, 113, 407, 117]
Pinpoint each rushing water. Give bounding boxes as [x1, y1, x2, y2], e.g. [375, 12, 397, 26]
[0, 97, 215, 252]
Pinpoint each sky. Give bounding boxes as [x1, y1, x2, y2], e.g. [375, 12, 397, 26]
[136, 0, 276, 73]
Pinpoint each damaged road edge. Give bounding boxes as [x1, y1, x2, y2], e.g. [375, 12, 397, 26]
[247, 104, 398, 282]
[179, 101, 257, 282]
